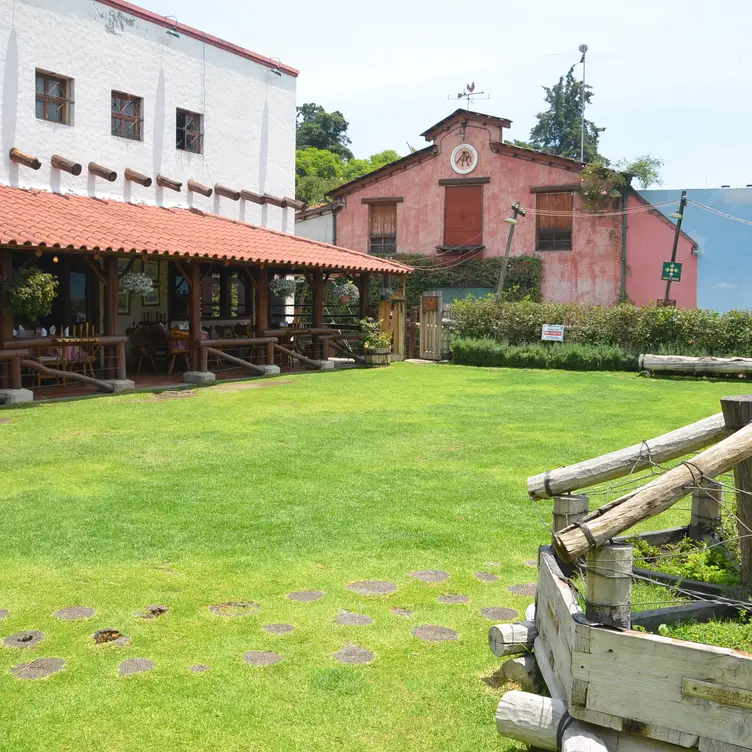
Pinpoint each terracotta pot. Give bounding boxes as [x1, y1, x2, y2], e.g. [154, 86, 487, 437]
[339, 295, 352, 305]
[364, 347, 391, 367]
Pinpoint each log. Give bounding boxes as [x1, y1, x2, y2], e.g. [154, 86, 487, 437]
[528, 413, 727, 499]
[9, 148, 41, 170]
[21, 359, 114, 393]
[281, 197, 304, 209]
[157, 174, 182, 191]
[262, 193, 285, 207]
[586, 543, 632, 629]
[88, 162, 117, 181]
[273, 343, 321, 370]
[554, 421, 752, 561]
[501, 655, 536, 691]
[241, 189, 264, 204]
[124, 168, 152, 187]
[51, 154, 82, 175]
[187, 179, 212, 197]
[489, 621, 537, 657]
[640, 353, 752, 375]
[214, 184, 240, 201]
[205, 347, 266, 375]
[327, 338, 366, 364]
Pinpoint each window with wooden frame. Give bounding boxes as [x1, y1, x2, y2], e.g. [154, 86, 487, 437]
[369, 203, 397, 255]
[444, 184, 483, 248]
[111, 91, 142, 140]
[35, 70, 72, 124]
[536, 192, 573, 250]
[176, 108, 203, 153]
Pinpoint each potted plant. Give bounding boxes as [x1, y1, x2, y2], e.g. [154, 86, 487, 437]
[360, 318, 392, 367]
[119, 272, 154, 296]
[3, 267, 59, 320]
[331, 281, 360, 305]
[379, 286, 394, 301]
[269, 276, 297, 298]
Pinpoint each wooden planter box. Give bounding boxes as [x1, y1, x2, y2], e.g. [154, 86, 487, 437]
[364, 347, 391, 367]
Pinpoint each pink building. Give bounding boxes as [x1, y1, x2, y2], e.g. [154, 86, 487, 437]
[299, 110, 698, 307]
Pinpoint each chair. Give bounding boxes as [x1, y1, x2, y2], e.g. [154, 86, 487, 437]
[65, 323, 98, 379]
[168, 329, 191, 375]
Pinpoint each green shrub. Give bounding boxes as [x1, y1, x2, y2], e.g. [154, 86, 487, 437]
[3, 267, 58, 320]
[451, 338, 638, 372]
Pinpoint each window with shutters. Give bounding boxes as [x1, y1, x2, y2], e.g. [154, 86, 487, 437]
[443, 184, 483, 248]
[369, 203, 397, 255]
[536, 192, 573, 250]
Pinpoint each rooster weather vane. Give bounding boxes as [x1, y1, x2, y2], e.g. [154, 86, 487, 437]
[447, 82, 490, 108]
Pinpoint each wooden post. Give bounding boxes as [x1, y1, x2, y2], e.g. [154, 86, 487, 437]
[199, 344, 208, 373]
[312, 269, 324, 360]
[358, 272, 370, 319]
[124, 168, 152, 187]
[189, 261, 202, 371]
[103, 256, 119, 378]
[552, 494, 589, 536]
[219, 268, 232, 318]
[689, 478, 723, 541]
[408, 305, 418, 359]
[253, 268, 272, 364]
[586, 543, 632, 629]
[721, 395, 752, 585]
[116, 342, 126, 381]
[0, 248, 14, 389]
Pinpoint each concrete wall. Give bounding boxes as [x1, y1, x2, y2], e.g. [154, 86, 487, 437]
[0, 0, 297, 232]
[295, 210, 334, 244]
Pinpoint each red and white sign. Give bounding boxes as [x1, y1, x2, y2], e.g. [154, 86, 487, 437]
[541, 324, 565, 342]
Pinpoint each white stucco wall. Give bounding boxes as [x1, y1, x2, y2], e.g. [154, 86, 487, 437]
[295, 211, 335, 244]
[0, 0, 297, 232]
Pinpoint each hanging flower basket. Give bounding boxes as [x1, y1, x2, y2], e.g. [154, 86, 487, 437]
[331, 281, 360, 305]
[120, 272, 154, 296]
[379, 287, 394, 301]
[2, 267, 59, 320]
[269, 277, 296, 298]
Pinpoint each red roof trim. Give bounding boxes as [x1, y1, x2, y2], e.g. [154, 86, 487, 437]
[95, 0, 299, 77]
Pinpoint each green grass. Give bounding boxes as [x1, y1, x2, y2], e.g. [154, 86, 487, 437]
[0, 364, 747, 752]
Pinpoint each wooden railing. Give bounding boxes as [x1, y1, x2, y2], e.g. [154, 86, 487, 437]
[0, 348, 30, 390]
[198, 337, 278, 375]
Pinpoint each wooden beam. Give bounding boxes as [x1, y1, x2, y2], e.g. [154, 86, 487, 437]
[241, 190, 265, 204]
[437, 177, 490, 186]
[273, 343, 321, 370]
[187, 179, 212, 197]
[188, 261, 202, 370]
[358, 272, 370, 319]
[88, 162, 117, 182]
[0, 248, 14, 349]
[262, 194, 285, 208]
[281, 197, 304, 209]
[103, 256, 119, 336]
[215, 184, 240, 201]
[530, 184, 581, 194]
[586, 543, 632, 629]
[83, 256, 106, 285]
[488, 621, 537, 657]
[219, 268, 232, 318]
[22, 359, 115, 393]
[641, 354, 752, 375]
[51, 154, 82, 175]
[360, 196, 406, 204]
[205, 347, 266, 375]
[173, 259, 192, 288]
[9, 148, 41, 170]
[253, 267, 273, 363]
[124, 168, 152, 187]
[157, 174, 182, 192]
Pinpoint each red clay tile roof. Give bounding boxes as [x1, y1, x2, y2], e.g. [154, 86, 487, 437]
[0, 186, 412, 274]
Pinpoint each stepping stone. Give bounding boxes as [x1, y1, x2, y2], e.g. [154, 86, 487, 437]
[244, 650, 283, 666]
[409, 570, 449, 584]
[54, 606, 96, 621]
[0, 609, 9, 619]
[119, 658, 155, 676]
[263, 623, 295, 635]
[438, 594, 470, 605]
[348, 580, 397, 596]
[475, 572, 499, 583]
[208, 601, 259, 616]
[335, 610, 373, 626]
[508, 583, 537, 597]
[287, 590, 325, 603]
[93, 628, 130, 646]
[189, 664, 210, 673]
[11, 657, 66, 680]
[334, 645, 374, 664]
[137, 605, 168, 619]
[391, 607, 413, 618]
[413, 625, 458, 642]
[480, 607, 518, 621]
[3, 630, 44, 648]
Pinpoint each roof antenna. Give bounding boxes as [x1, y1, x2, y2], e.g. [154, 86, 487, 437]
[447, 82, 489, 109]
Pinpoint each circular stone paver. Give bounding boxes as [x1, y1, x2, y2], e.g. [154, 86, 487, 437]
[119, 658, 155, 676]
[475, 572, 499, 583]
[438, 594, 470, 605]
[480, 607, 518, 621]
[335, 610, 373, 626]
[413, 625, 458, 642]
[391, 607, 413, 618]
[189, 664, 210, 673]
[348, 580, 398, 596]
[54, 606, 96, 621]
[287, 590, 325, 603]
[334, 645, 374, 664]
[244, 650, 283, 666]
[408, 570, 449, 584]
[11, 657, 66, 680]
[263, 623, 295, 635]
[0, 609, 9, 620]
[137, 605, 168, 619]
[208, 601, 260, 616]
[508, 583, 537, 597]
[3, 630, 44, 649]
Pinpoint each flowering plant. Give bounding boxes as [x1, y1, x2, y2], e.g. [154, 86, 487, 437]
[3, 268, 58, 319]
[269, 277, 297, 298]
[331, 281, 360, 301]
[359, 317, 392, 350]
[120, 272, 154, 296]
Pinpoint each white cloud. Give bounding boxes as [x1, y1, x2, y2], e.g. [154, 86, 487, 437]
[713, 282, 739, 289]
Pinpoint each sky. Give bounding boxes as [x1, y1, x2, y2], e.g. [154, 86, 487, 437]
[141, 0, 751, 190]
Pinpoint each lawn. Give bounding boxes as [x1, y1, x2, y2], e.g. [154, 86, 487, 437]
[0, 364, 746, 752]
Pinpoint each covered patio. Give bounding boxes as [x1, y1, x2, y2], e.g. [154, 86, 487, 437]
[0, 186, 411, 403]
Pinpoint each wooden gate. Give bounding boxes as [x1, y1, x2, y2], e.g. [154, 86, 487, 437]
[419, 291, 442, 360]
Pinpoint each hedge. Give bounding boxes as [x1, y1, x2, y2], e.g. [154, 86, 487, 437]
[450, 298, 752, 357]
[452, 338, 638, 372]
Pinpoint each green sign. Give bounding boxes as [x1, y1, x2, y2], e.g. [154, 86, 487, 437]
[661, 261, 683, 282]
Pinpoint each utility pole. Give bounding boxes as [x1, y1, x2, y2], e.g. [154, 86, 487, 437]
[579, 44, 588, 163]
[497, 202, 526, 300]
[663, 190, 688, 304]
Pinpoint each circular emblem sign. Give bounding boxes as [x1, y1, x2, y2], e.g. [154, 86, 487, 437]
[450, 144, 478, 175]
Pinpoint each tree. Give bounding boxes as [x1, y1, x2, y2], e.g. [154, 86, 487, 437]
[296, 103, 353, 160]
[528, 65, 605, 162]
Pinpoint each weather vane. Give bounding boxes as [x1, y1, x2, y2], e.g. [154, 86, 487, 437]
[447, 82, 489, 108]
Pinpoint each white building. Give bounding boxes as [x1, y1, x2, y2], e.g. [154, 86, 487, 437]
[0, 0, 298, 232]
[295, 203, 336, 244]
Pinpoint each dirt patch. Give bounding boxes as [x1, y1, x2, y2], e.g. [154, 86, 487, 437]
[409, 570, 450, 584]
[480, 607, 518, 621]
[137, 605, 168, 619]
[391, 607, 413, 618]
[3, 631, 44, 648]
[119, 658, 155, 676]
[0, 609, 9, 620]
[348, 580, 397, 596]
[263, 623, 295, 635]
[54, 606, 96, 621]
[208, 601, 259, 617]
[413, 625, 458, 642]
[508, 583, 537, 597]
[216, 380, 292, 391]
[244, 650, 283, 666]
[11, 657, 66, 680]
[335, 610, 373, 626]
[141, 390, 197, 403]
[287, 590, 325, 603]
[334, 645, 374, 664]
[93, 628, 130, 646]
[0, 418, 11, 425]
[525, 560, 538, 568]
[438, 594, 470, 605]
[189, 663, 210, 673]
[474, 572, 499, 583]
